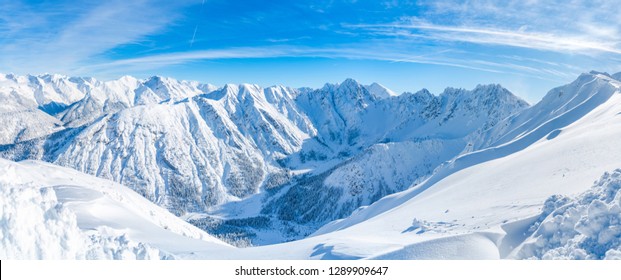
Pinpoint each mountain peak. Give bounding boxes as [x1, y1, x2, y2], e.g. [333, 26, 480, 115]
[144, 75, 168, 84]
[530, 69, 620, 122]
[1, 73, 17, 81]
[39, 73, 67, 81]
[473, 83, 514, 97]
[218, 83, 267, 101]
[365, 82, 397, 99]
[474, 83, 502, 91]
[222, 83, 239, 93]
[570, 71, 621, 88]
[410, 88, 433, 99]
[320, 78, 361, 91]
[341, 78, 360, 86]
[588, 70, 611, 77]
[239, 83, 262, 92]
[118, 75, 138, 83]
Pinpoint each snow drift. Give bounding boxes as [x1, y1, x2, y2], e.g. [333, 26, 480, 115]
[0, 158, 232, 259]
[513, 170, 621, 260]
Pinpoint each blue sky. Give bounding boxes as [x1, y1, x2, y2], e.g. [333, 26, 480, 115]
[1, 0, 620, 102]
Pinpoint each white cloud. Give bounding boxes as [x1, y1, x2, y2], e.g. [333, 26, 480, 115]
[81, 45, 576, 83]
[0, 0, 192, 75]
[409, 0, 621, 50]
[335, 0, 621, 80]
[357, 22, 621, 54]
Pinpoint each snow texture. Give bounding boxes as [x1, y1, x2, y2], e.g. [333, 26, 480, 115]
[513, 170, 621, 260]
[0, 182, 161, 259]
[0, 158, 232, 259]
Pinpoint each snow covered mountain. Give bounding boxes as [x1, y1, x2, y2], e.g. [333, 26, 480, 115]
[303, 71, 621, 259]
[0, 73, 218, 142]
[252, 83, 529, 244]
[0, 73, 83, 144]
[1, 83, 310, 215]
[2, 71, 620, 259]
[0, 73, 527, 233]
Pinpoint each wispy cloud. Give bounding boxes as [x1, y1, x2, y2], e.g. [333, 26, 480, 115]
[83, 48, 296, 70]
[82, 45, 575, 83]
[330, 0, 621, 83]
[351, 22, 621, 55]
[402, 0, 621, 53]
[0, 0, 192, 75]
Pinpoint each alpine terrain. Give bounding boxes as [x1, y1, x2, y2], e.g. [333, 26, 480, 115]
[1, 71, 620, 259]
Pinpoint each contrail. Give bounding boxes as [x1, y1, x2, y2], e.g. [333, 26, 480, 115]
[190, 0, 206, 48]
[190, 25, 198, 47]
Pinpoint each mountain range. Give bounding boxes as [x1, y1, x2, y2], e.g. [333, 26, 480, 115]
[1, 70, 620, 259]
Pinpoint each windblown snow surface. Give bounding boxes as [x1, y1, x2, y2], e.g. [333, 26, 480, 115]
[1, 71, 621, 259]
[0, 158, 232, 259]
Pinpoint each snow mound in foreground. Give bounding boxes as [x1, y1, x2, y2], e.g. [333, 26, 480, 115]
[515, 169, 621, 260]
[0, 183, 160, 259]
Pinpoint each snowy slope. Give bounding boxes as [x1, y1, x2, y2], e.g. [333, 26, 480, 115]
[293, 71, 621, 259]
[476, 71, 617, 149]
[0, 109, 63, 145]
[0, 158, 233, 259]
[3, 158, 618, 260]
